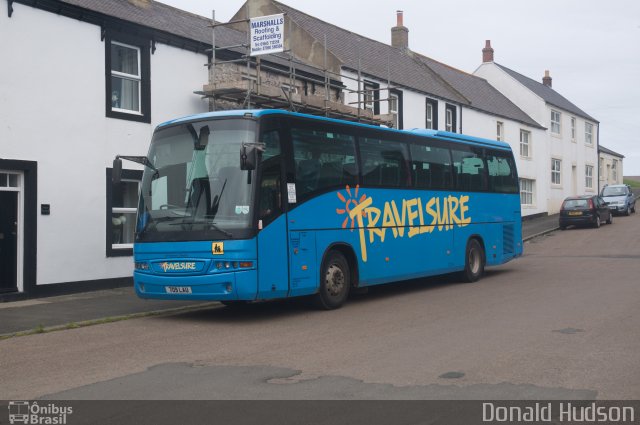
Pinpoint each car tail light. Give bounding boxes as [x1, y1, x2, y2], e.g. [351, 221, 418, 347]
[588, 199, 594, 209]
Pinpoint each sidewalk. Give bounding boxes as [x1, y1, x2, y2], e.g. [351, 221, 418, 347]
[0, 214, 559, 337]
[522, 213, 559, 240]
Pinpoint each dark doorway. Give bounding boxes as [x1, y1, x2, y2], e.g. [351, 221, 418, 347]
[0, 191, 18, 292]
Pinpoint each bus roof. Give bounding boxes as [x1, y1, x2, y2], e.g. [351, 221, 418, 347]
[158, 109, 512, 150]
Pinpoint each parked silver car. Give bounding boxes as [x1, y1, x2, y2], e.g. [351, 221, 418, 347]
[601, 184, 636, 216]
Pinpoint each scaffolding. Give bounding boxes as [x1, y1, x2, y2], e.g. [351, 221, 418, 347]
[196, 9, 396, 127]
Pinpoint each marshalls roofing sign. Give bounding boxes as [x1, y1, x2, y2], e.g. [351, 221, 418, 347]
[250, 14, 284, 56]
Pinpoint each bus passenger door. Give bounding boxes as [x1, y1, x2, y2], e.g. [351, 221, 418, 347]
[256, 131, 290, 300]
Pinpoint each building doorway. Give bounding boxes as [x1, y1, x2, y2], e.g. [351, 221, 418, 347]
[0, 172, 22, 293]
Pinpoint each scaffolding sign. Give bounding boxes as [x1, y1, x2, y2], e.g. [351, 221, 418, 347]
[250, 14, 284, 56]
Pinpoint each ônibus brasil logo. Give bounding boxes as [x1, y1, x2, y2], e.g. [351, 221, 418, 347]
[8, 401, 73, 424]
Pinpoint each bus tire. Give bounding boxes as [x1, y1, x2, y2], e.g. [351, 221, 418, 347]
[461, 238, 485, 283]
[314, 250, 351, 310]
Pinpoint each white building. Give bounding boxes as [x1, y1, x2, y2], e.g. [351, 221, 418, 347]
[598, 146, 625, 190]
[0, 0, 216, 298]
[231, 1, 547, 215]
[475, 41, 600, 214]
[1, 0, 594, 298]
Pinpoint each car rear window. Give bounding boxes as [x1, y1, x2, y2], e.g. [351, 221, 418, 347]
[563, 199, 589, 208]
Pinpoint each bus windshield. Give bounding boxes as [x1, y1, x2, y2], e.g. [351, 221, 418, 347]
[136, 118, 256, 242]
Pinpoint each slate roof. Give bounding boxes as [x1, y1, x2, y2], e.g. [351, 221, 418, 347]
[57, 0, 244, 47]
[44, 0, 543, 128]
[417, 56, 544, 129]
[272, 1, 543, 129]
[496, 64, 598, 123]
[272, 1, 468, 105]
[599, 145, 625, 158]
[49, 0, 324, 77]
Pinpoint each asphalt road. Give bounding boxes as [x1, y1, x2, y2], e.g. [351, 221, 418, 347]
[1, 213, 639, 401]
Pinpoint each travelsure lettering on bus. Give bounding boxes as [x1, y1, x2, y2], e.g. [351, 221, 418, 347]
[337, 185, 472, 262]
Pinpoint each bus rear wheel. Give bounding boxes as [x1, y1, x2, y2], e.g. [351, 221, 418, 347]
[314, 250, 350, 310]
[461, 239, 485, 283]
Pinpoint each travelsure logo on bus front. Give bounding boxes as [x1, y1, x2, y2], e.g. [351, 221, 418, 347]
[336, 185, 472, 262]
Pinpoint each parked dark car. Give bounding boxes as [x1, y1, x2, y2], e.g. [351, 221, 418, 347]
[559, 195, 612, 230]
[601, 184, 636, 216]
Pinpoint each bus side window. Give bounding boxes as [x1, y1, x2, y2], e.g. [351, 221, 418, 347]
[451, 148, 487, 192]
[410, 144, 452, 190]
[291, 127, 357, 198]
[359, 137, 410, 187]
[486, 150, 519, 193]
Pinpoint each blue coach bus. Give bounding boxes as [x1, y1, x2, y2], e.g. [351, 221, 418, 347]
[113, 109, 522, 309]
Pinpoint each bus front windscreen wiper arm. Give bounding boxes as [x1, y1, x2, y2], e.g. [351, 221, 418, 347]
[169, 218, 233, 238]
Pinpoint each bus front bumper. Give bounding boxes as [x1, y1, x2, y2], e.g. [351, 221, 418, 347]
[134, 269, 258, 301]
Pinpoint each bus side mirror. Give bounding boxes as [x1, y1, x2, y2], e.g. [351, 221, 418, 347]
[240, 145, 258, 171]
[112, 157, 122, 184]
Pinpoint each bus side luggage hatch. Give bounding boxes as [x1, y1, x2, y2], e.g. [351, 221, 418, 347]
[288, 231, 317, 297]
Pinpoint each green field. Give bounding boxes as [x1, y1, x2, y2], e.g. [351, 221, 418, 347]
[623, 178, 640, 189]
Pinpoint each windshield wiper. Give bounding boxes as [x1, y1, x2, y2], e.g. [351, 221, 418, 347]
[169, 218, 233, 238]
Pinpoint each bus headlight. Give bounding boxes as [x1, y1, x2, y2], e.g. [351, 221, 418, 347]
[134, 262, 150, 271]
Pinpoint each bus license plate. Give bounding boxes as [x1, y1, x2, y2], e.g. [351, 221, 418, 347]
[165, 286, 192, 294]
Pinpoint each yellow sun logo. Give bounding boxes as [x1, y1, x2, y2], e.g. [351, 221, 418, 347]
[336, 185, 366, 230]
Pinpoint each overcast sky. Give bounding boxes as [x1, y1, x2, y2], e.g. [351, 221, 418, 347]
[162, 0, 640, 175]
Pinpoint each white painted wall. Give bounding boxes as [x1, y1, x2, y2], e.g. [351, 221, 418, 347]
[0, 4, 208, 286]
[475, 62, 599, 214]
[599, 151, 624, 190]
[462, 109, 547, 216]
[341, 70, 548, 216]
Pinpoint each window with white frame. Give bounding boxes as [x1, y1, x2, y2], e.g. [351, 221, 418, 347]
[551, 158, 562, 185]
[445, 104, 456, 133]
[0, 172, 19, 188]
[571, 117, 576, 142]
[111, 42, 141, 114]
[106, 34, 150, 123]
[520, 129, 531, 158]
[363, 82, 376, 112]
[425, 100, 438, 130]
[519, 178, 534, 206]
[389, 93, 399, 128]
[551, 110, 561, 135]
[585, 122, 593, 145]
[585, 165, 594, 189]
[612, 160, 618, 182]
[496, 121, 504, 141]
[426, 103, 434, 129]
[107, 169, 142, 256]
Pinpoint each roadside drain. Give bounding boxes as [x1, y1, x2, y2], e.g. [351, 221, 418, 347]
[439, 371, 465, 379]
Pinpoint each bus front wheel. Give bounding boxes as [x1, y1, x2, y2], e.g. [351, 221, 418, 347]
[461, 239, 485, 283]
[314, 250, 351, 310]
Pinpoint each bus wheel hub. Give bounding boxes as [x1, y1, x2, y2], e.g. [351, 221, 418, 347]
[325, 264, 345, 296]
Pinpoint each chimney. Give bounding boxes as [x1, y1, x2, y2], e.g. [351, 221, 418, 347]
[482, 40, 494, 63]
[391, 10, 409, 50]
[542, 70, 552, 87]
